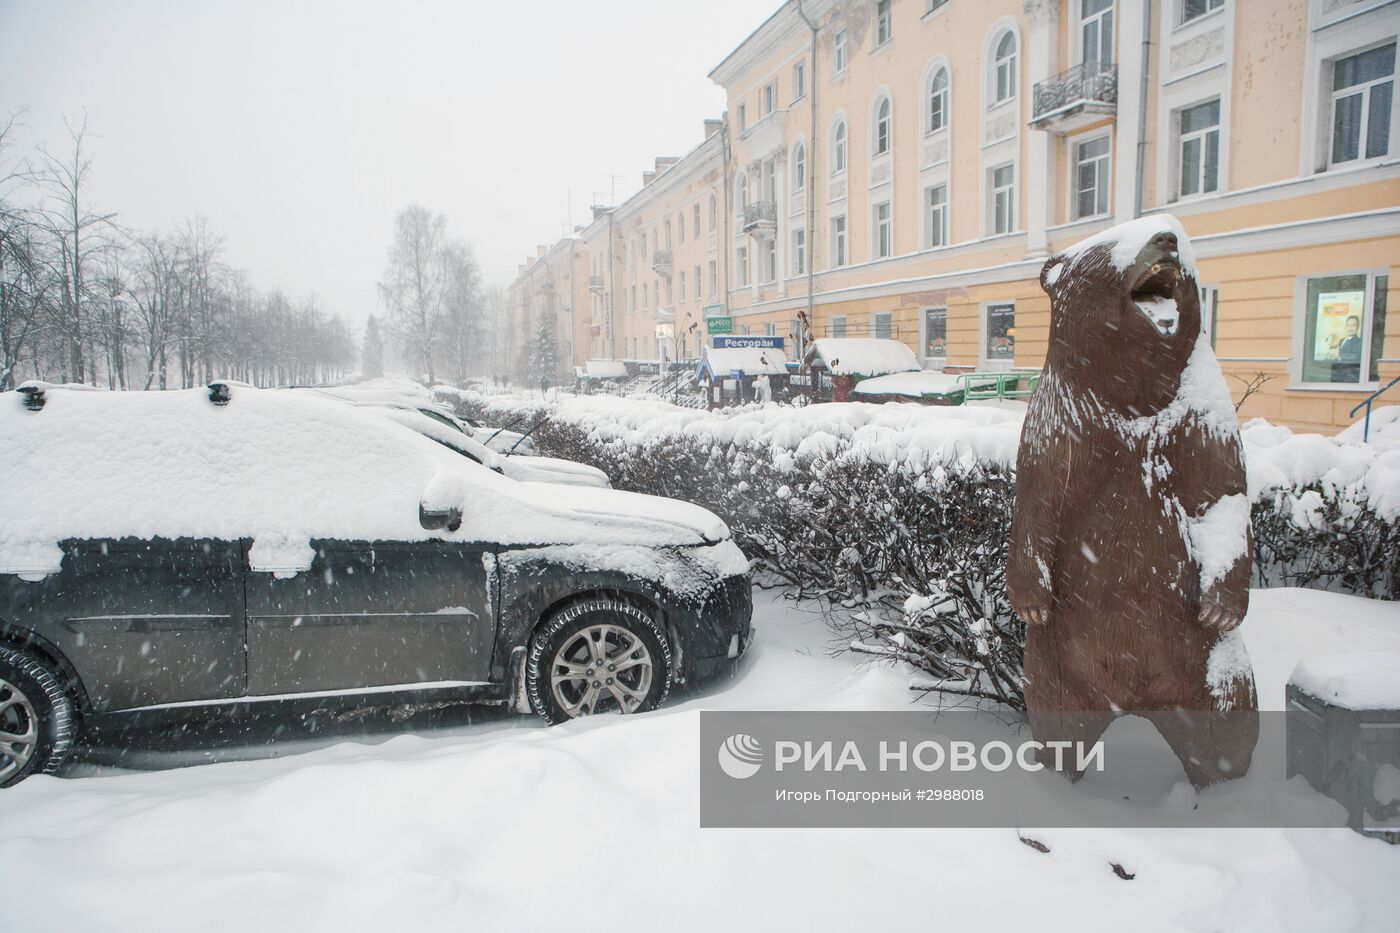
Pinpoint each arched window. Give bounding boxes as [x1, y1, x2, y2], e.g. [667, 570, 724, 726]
[738, 174, 749, 209]
[928, 68, 949, 133]
[792, 142, 807, 191]
[708, 193, 717, 231]
[873, 96, 891, 156]
[832, 120, 848, 174]
[993, 32, 1017, 105]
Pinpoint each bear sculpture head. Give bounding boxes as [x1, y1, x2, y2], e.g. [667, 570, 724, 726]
[1039, 216, 1202, 418]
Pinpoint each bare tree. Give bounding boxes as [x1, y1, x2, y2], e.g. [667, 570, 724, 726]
[35, 114, 116, 383]
[378, 205, 451, 383]
[1230, 370, 1276, 413]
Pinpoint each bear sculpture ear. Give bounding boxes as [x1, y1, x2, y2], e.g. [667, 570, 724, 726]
[1040, 254, 1067, 296]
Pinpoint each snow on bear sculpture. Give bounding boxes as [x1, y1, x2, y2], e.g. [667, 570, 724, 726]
[1007, 214, 1258, 787]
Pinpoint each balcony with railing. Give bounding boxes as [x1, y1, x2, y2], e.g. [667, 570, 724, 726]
[651, 249, 673, 276]
[743, 200, 777, 239]
[1030, 62, 1117, 132]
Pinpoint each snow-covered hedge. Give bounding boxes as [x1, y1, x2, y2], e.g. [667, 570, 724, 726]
[439, 387, 1398, 708]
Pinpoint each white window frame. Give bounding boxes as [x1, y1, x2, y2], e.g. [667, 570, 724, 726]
[831, 119, 848, 175]
[793, 61, 807, 102]
[992, 32, 1018, 107]
[1327, 41, 1396, 169]
[762, 238, 777, 284]
[793, 142, 807, 192]
[1079, 0, 1115, 66]
[1071, 133, 1112, 220]
[924, 183, 948, 248]
[990, 163, 1015, 235]
[873, 200, 892, 259]
[793, 228, 806, 276]
[678, 212, 685, 244]
[1175, 97, 1221, 199]
[829, 315, 847, 338]
[678, 270, 686, 303]
[831, 214, 848, 267]
[926, 66, 949, 135]
[1179, 0, 1224, 27]
[738, 103, 747, 132]
[708, 194, 717, 232]
[735, 246, 749, 288]
[762, 82, 776, 116]
[874, 0, 892, 48]
[708, 259, 717, 297]
[873, 95, 892, 157]
[921, 306, 948, 368]
[834, 30, 848, 74]
[1290, 268, 1388, 390]
[693, 265, 701, 302]
[1199, 283, 1219, 349]
[980, 301, 1017, 370]
[871, 311, 893, 339]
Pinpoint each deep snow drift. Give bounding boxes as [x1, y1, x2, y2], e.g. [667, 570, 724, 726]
[3, 587, 1398, 933]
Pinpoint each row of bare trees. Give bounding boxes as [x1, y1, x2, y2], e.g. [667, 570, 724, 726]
[0, 114, 353, 392]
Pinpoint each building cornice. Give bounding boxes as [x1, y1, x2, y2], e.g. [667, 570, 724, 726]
[723, 207, 1400, 316]
[612, 132, 725, 223]
[709, 0, 833, 88]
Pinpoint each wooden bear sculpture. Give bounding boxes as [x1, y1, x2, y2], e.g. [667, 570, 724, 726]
[1008, 215, 1258, 788]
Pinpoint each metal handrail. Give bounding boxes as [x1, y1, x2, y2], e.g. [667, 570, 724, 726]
[958, 370, 1040, 402]
[1032, 61, 1118, 119]
[742, 201, 777, 227]
[1348, 373, 1400, 442]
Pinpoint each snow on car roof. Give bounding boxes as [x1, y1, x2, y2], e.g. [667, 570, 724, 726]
[0, 384, 726, 572]
[805, 338, 920, 376]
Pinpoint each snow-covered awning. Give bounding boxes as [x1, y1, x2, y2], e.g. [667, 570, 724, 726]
[696, 347, 790, 381]
[804, 338, 920, 377]
[851, 370, 963, 399]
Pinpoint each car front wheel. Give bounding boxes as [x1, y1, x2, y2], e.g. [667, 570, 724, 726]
[0, 647, 77, 788]
[526, 598, 672, 724]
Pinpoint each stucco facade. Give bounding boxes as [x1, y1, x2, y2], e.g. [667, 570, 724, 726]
[509, 0, 1399, 430]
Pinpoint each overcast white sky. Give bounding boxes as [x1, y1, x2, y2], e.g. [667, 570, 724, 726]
[0, 0, 774, 327]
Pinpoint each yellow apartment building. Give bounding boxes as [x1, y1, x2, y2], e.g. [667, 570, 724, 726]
[509, 0, 1399, 430]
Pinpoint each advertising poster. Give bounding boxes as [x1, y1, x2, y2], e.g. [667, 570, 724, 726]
[1312, 290, 1365, 362]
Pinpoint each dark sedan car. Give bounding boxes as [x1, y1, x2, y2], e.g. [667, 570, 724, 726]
[0, 382, 752, 787]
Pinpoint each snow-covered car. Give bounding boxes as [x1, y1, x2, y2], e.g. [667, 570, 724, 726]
[291, 382, 536, 454]
[0, 382, 752, 787]
[323, 399, 609, 488]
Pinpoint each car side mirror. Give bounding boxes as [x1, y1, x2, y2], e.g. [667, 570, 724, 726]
[419, 503, 463, 532]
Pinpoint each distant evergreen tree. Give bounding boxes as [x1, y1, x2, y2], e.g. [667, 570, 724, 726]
[361, 314, 384, 379]
[528, 314, 559, 388]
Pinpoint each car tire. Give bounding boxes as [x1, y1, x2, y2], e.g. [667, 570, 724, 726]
[526, 598, 672, 724]
[0, 647, 77, 788]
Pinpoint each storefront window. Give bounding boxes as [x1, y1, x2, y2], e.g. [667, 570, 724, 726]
[924, 308, 947, 360]
[985, 303, 1015, 365]
[1300, 273, 1387, 385]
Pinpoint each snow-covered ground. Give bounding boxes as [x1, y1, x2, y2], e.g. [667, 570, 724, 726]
[4, 587, 1399, 932]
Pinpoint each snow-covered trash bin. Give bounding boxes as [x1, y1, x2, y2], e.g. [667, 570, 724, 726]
[1287, 651, 1400, 842]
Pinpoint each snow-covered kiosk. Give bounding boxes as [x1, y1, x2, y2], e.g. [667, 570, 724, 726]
[696, 338, 790, 408]
[802, 338, 923, 403]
